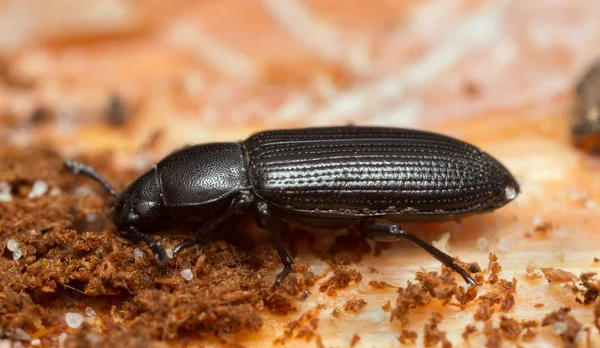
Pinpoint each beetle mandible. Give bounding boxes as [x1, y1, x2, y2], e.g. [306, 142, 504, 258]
[65, 126, 520, 285]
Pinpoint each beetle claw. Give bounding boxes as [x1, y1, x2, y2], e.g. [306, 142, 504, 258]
[274, 264, 293, 287]
[452, 264, 479, 286]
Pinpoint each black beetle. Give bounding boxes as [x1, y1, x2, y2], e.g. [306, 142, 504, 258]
[65, 126, 519, 286]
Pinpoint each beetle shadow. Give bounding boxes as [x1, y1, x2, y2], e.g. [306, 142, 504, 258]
[279, 211, 519, 271]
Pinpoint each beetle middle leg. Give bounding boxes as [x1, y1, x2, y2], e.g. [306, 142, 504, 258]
[252, 201, 294, 285]
[173, 192, 254, 255]
[359, 219, 477, 286]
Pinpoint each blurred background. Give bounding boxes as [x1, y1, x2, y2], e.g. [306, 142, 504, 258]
[3, 1, 600, 346]
[1, 0, 599, 158]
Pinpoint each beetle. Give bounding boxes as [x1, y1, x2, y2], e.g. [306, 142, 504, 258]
[65, 126, 520, 286]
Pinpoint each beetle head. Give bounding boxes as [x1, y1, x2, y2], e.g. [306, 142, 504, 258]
[112, 168, 167, 232]
[64, 160, 167, 233]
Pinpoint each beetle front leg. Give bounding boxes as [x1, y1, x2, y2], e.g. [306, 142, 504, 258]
[252, 201, 294, 285]
[359, 220, 477, 286]
[173, 192, 254, 255]
[127, 226, 168, 267]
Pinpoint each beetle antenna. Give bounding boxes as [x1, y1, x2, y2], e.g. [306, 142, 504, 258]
[64, 160, 119, 198]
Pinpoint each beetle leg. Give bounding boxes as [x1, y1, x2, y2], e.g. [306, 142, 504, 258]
[359, 220, 478, 286]
[252, 201, 294, 285]
[173, 192, 254, 255]
[128, 226, 168, 267]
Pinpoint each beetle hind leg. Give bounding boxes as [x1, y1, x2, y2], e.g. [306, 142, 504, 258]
[359, 220, 477, 286]
[253, 201, 294, 285]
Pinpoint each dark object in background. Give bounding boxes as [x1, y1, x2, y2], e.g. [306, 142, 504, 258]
[106, 94, 127, 126]
[572, 60, 600, 152]
[64, 126, 520, 286]
[29, 106, 53, 125]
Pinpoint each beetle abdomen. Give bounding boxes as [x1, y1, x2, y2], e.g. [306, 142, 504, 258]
[245, 127, 518, 219]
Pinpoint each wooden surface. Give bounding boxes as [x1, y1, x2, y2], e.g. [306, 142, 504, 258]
[2, 1, 600, 347]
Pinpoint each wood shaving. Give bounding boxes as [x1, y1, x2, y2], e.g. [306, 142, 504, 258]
[381, 301, 391, 312]
[273, 307, 322, 345]
[483, 320, 502, 348]
[318, 266, 362, 296]
[541, 307, 582, 348]
[423, 313, 451, 348]
[461, 325, 477, 341]
[540, 268, 579, 283]
[343, 298, 367, 313]
[398, 330, 418, 344]
[368, 280, 393, 289]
